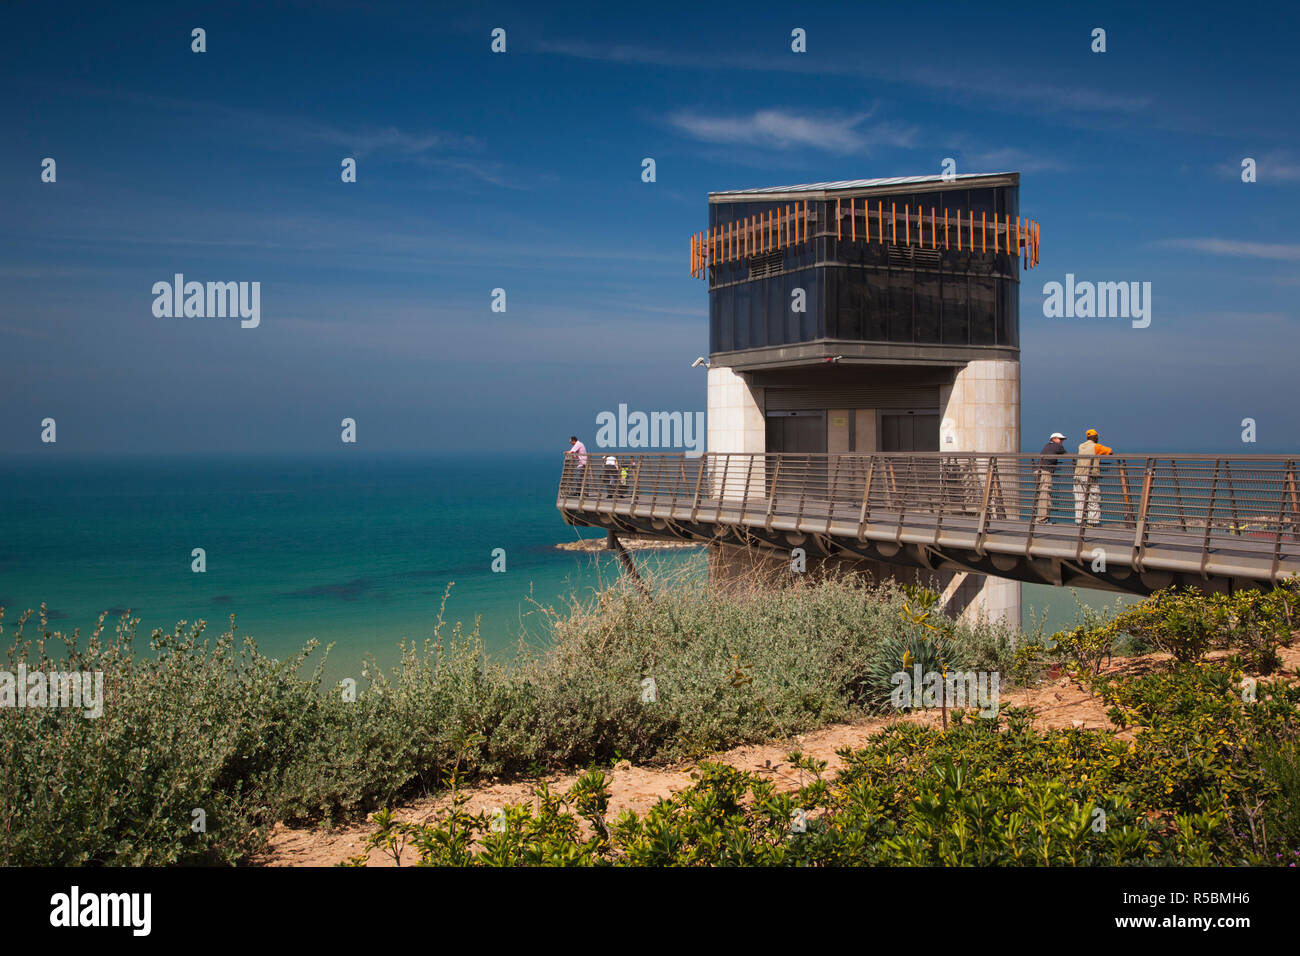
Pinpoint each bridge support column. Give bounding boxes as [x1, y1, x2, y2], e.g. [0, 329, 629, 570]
[707, 366, 764, 455]
[938, 358, 1022, 630]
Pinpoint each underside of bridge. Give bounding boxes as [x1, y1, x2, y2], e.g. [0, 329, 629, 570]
[558, 497, 1285, 600]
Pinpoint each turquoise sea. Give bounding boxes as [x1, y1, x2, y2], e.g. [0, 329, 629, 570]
[0, 455, 1121, 684]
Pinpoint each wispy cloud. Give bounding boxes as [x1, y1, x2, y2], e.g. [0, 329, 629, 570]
[538, 39, 1150, 117]
[1156, 238, 1300, 261]
[46, 83, 512, 187]
[666, 107, 914, 153]
[950, 145, 1070, 175]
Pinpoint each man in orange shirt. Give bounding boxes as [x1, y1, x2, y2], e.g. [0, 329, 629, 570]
[1073, 428, 1114, 526]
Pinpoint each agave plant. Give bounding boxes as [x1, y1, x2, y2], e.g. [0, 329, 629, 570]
[864, 609, 964, 712]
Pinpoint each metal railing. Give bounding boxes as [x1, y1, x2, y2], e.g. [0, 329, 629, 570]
[558, 452, 1300, 584]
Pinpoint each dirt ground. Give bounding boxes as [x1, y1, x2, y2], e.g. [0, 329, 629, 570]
[261, 643, 1300, 867]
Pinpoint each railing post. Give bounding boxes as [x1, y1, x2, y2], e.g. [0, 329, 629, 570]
[1287, 463, 1300, 531]
[932, 456, 946, 546]
[974, 458, 995, 555]
[630, 454, 642, 510]
[1169, 460, 1188, 532]
[795, 455, 810, 529]
[1224, 459, 1241, 534]
[1132, 457, 1155, 571]
[739, 454, 755, 524]
[989, 458, 1006, 520]
[689, 454, 704, 522]
[1200, 460, 1220, 577]
[578, 458, 592, 511]
[714, 454, 730, 523]
[1272, 460, 1293, 582]
[857, 457, 875, 540]
[1118, 461, 1135, 529]
[765, 456, 781, 532]
[826, 455, 839, 534]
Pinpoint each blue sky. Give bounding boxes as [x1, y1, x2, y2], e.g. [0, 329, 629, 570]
[2, 0, 1298, 457]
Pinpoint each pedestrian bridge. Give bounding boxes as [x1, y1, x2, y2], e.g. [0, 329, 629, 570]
[556, 452, 1300, 594]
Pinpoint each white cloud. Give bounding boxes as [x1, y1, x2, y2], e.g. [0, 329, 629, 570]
[666, 107, 914, 153]
[1157, 239, 1300, 261]
[957, 146, 1070, 175]
[540, 40, 1149, 116]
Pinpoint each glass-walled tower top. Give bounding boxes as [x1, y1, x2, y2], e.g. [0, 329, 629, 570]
[688, 173, 1039, 370]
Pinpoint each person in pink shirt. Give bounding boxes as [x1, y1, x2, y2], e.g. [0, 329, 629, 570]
[565, 436, 588, 493]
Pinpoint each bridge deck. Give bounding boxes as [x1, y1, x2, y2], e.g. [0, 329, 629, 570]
[557, 452, 1300, 593]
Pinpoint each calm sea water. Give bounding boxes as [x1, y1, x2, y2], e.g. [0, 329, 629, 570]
[0, 455, 1118, 683]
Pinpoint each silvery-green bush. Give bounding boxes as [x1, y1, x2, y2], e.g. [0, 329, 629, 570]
[1, 572, 1019, 865]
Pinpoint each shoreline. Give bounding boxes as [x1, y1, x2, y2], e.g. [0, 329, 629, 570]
[557, 536, 703, 553]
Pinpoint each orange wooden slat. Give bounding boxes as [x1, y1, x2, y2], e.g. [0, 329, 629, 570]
[994, 212, 1000, 254]
[837, 197, 842, 240]
[944, 208, 949, 249]
[957, 209, 962, 251]
[982, 211, 987, 254]
[803, 199, 808, 245]
[905, 203, 910, 246]
[891, 202, 896, 244]
[969, 209, 974, 251]
[877, 200, 882, 243]
[851, 197, 856, 241]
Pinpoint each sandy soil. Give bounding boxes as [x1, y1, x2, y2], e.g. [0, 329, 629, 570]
[261, 643, 1300, 867]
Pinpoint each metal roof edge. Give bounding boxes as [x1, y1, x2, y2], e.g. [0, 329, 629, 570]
[707, 172, 1020, 202]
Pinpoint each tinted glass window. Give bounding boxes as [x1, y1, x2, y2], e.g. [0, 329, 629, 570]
[943, 273, 968, 344]
[889, 269, 913, 342]
[915, 271, 941, 343]
[970, 276, 995, 344]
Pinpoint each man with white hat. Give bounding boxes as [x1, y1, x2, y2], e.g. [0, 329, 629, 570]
[1034, 431, 1067, 523]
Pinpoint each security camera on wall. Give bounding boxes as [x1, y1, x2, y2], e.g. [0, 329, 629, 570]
[691, 357, 709, 368]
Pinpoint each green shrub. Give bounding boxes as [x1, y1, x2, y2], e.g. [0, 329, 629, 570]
[369, 661, 1300, 867]
[1, 572, 1022, 865]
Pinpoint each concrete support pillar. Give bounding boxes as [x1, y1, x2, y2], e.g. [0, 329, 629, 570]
[939, 358, 1022, 628]
[707, 366, 766, 500]
[706, 366, 764, 454]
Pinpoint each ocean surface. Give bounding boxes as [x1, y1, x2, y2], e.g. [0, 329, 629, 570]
[0, 455, 1123, 684]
